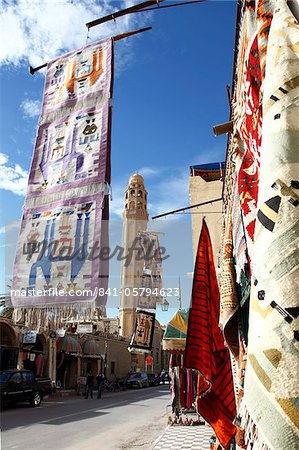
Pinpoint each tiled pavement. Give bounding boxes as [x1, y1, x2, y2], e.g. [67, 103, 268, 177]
[153, 425, 213, 450]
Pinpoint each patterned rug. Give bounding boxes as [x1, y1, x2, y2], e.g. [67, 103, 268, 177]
[241, 1, 299, 448]
[12, 38, 113, 328]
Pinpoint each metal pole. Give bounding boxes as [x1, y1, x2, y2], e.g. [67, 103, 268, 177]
[28, 27, 152, 75]
[104, 341, 108, 377]
[152, 197, 222, 219]
[178, 277, 182, 310]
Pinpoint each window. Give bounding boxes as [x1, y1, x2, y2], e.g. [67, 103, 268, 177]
[22, 372, 34, 382]
[129, 373, 141, 379]
[10, 373, 21, 384]
[110, 361, 115, 375]
[138, 190, 143, 197]
[0, 372, 11, 383]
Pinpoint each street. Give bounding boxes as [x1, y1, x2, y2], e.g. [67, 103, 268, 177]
[1, 385, 170, 450]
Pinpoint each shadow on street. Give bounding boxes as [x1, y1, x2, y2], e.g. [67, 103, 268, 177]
[1, 385, 170, 431]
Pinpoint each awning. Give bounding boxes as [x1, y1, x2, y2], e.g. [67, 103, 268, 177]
[83, 339, 102, 358]
[163, 309, 189, 353]
[56, 336, 82, 356]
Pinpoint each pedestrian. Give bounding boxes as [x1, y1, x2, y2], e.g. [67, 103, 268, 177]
[96, 372, 105, 399]
[85, 370, 94, 399]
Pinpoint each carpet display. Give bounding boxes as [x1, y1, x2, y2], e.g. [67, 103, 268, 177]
[241, 1, 299, 448]
[12, 38, 113, 329]
[220, 1, 299, 449]
[128, 309, 155, 353]
[185, 220, 236, 449]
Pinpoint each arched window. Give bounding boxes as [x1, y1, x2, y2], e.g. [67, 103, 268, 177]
[129, 201, 134, 209]
[125, 192, 128, 199]
[138, 190, 143, 197]
[131, 190, 136, 197]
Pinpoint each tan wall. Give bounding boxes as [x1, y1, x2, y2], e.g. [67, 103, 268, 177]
[105, 337, 132, 379]
[151, 324, 163, 374]
[189, 176, 223, 268]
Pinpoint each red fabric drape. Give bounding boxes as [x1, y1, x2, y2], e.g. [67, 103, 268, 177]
[184, 219, 236, 448]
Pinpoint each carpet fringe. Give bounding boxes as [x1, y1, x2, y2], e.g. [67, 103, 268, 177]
[239, 401, 272, 450]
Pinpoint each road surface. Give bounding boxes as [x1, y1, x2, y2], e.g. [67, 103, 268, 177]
[1, 385, 170, 450]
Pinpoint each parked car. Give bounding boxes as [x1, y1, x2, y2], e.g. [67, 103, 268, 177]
[159, 370, 170, 384]
[147, 373, 160, 386]
[0, 370, 52, 407]
[126, 372, 149, 388]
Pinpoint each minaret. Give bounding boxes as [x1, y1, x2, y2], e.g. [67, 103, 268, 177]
[119, 173, 149, 337]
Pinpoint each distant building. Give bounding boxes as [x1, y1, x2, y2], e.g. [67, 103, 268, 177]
[118, 173, 165, 373]
[119, 173, 149, 338]
[189, 162, 224, 268]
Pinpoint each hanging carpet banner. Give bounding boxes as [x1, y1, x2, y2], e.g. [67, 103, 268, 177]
[184, 219, 236, 449]
[12, 38, 113, 326]
[128, 309, 155, 353]
[12, 194, 104, 307]
[137, 231, 163, 309]
[240, 1, 299, 449]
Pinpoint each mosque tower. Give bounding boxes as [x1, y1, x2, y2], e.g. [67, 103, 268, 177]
[118, 173, 149, 338]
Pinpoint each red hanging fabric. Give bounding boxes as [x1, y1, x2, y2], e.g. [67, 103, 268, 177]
[184, 219, 236, 448]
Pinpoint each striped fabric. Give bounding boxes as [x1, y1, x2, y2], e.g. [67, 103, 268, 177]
[185, 219, 236, 449]
[56, 336, 82, 355]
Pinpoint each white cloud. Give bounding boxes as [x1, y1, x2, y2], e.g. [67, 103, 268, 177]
[149, 169, 190, 218]
[110, 179, 127, 218]
[0, 152, 28, 196]
[137, 166, 162, 178]
[0, 221, 20, 236]
[0, 0, 149, 69]
[20, 98, 41, 118]
[191, 145, 226, 167]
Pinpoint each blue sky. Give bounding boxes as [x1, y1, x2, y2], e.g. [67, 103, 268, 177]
[0, 0, 235, 322]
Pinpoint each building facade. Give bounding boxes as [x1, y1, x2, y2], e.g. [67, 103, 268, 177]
[0, 311, 132, 388]
[189, 162, 224, 267]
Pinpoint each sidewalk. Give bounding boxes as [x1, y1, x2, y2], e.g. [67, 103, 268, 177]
[153, 424, 213, 450]
[48, 389, 77, 399]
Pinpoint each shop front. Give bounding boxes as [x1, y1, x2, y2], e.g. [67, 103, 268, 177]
[0, 319, 19, 370]
[56, 335, 82, 389]
[81, 339, 103, 377]
[20, 332, 48, 377]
